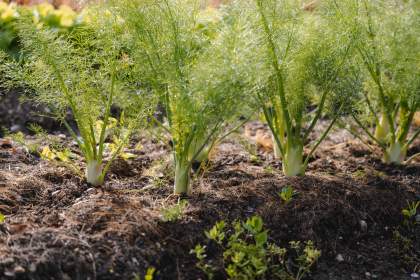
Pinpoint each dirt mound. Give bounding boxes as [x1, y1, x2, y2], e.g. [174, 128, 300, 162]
[0, 128, 419, 279]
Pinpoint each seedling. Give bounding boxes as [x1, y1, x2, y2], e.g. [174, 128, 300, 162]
[190, 244, 214, 280]
[193, 216, 321, 280]
[402, 201, 419, 227]
[278, 185, 298, 204]
[238, 136, 261, 164]
[144, 267, 155, 280]
[0, 213, 5, 224]
[290, 240, 322, 280]
[160, 199, 188, 222]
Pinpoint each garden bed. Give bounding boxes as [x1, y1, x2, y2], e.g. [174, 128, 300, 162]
[0, 123, 418, 280]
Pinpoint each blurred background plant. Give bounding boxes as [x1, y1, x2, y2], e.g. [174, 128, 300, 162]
[323, 0, 420, 164]
[0, 0, 88, 58]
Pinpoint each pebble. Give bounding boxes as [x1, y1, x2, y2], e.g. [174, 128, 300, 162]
[365, 272, 371, 278]
[29, 263, 37, 273]
[336, 254, 345, 262]
[360, 220, 368, 232]
[411, 273, 419, 278]
[62, 274, 72, 280]
[132, 257, 139, 266]
[14, 265, 25, 274]
[85, 188, 96, 195]
[2, 258, 14, 265]
[10, 125, 22, 133]
[246, 206, 255, 214]
[51, 190, 61, 197]
[4, 269, 15, 277]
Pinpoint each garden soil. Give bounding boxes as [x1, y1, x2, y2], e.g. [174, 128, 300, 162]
[0, 122, 419, 280]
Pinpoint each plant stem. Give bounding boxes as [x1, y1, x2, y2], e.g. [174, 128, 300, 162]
[174, 158, 191, 195]
[405, 152, 420, 164]
[383, 141, 407, 164]
[255, 0, 293, 139]
[303, 117, 337, 171]
[374, 111, 390, 142]
[282, 136, 303, 177]
[351, 114, 386, 150]
[86, 160, 104, 186]
[407, 128, 420, 147]
[272, 134, 282, 159]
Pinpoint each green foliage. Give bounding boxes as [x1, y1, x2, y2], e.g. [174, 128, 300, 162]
[289, 240, 322, 280]
[0, 2, 19, 56]
[7, 131, 39, 155]
[219, 0, 360, 176]
[133, 268, 156, 280]
[108, 0, 249, 194]
[0, 2, 85, 57]
[402, 201, 419, 227]
[324, 0, 420, 164]
[144, 267, 156, 280]
[160, 199, 188, 222]
[5, 9, 152, 186]
[278, 186, 297, 204]
[0, 212, 5, 223]
[192, 216, 321, 280]
[191, 244, 215, 279]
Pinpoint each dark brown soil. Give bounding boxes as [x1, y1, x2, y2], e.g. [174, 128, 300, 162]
[0, 123, 419, 280]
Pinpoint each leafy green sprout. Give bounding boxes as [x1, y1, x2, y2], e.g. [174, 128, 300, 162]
[193, 216, 321, 280]
[0, 213, 5, 224]
[290, 240, 322, 280]
[278, 185, 298, 204]
[6, 11, 150, 186]
[326, 0, 420, 164]
[160, 199, 188, 222]
[224, 0, 360, 176]
[402, 201, 419, 227]
[111, 0, 251, 194]
[133, 267, 156, 280]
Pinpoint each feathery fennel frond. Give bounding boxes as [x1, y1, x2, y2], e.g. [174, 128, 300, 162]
[14, 12, 150, 186]
[223, 0, 360, 176]
[111, 0, 249, 194]
[325, 0, 420, 164]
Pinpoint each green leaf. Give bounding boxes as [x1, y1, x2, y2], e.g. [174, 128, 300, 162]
[255, 231, 268, 246]
[0, 213, 5, 223]
[245, 216, 263, 233]
[402, 209, 411, 217]
[144, 267, 155, 280]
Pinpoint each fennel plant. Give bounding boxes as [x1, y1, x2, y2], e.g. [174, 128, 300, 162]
[112, 0, 248, 194]
[11, 13, 148, 186]
[328, 0, 420, 164]
[230, 0, 359, 176]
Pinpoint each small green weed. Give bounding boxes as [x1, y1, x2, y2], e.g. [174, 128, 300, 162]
[133, 267, 156, 280]
[160, 200, 188, 222]
[278, 186, 298, 204]
[191, 216, 320, 280]
[402, 201, 419, 227]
